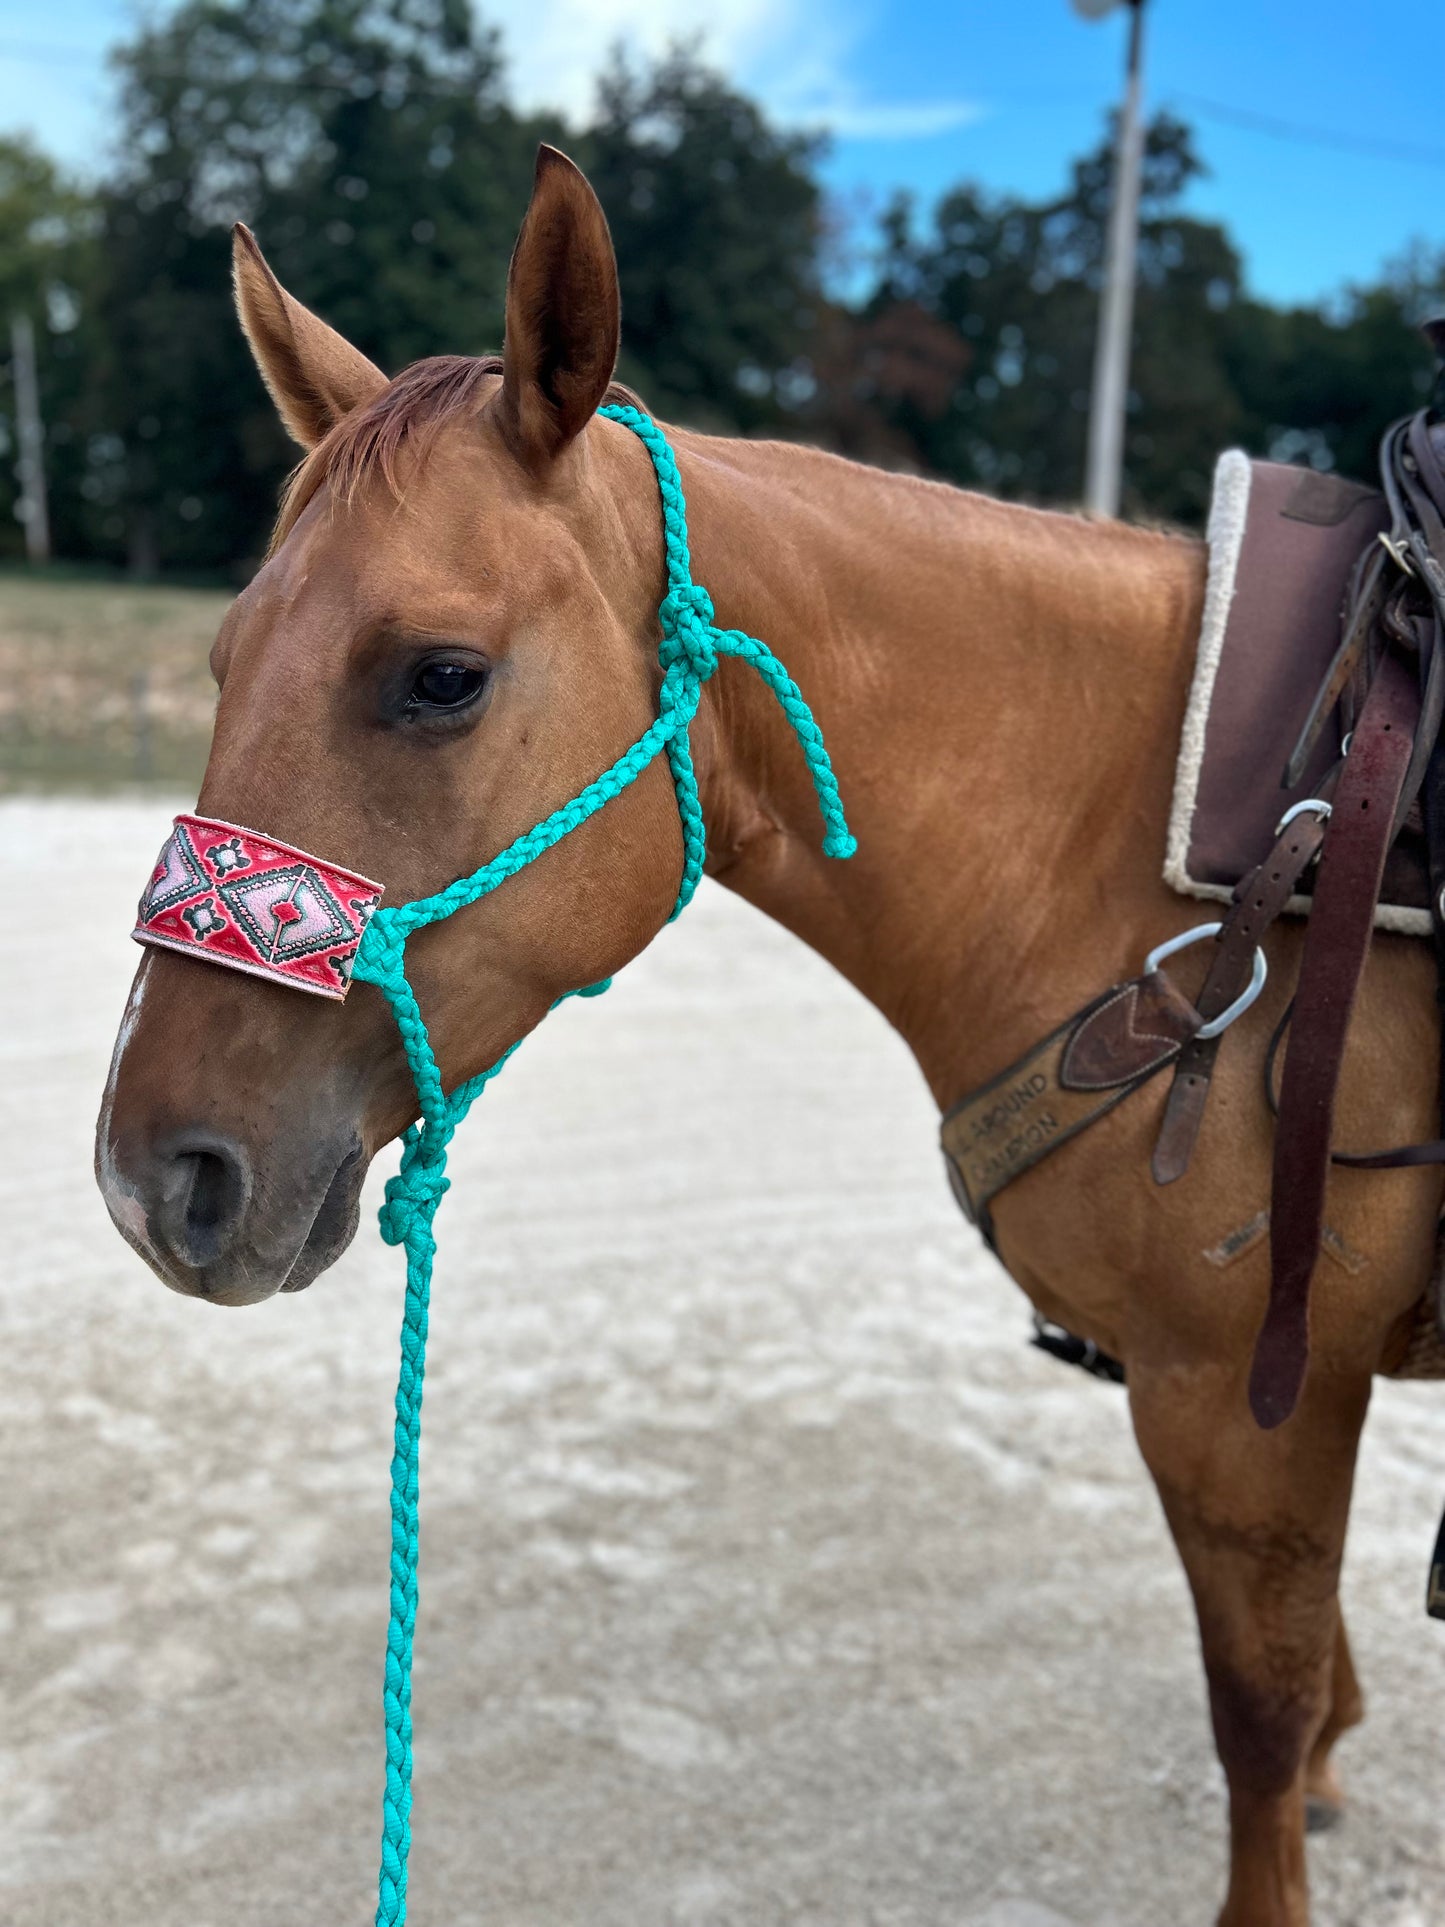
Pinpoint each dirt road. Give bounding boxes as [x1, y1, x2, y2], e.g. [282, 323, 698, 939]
[4, 798, 1443, 1926]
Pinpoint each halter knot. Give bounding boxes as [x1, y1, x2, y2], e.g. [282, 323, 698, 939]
[658, 583, 718, 681]
[378, 1157, 450, 1247]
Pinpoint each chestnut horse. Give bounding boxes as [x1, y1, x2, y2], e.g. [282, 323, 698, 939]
[95, 147, 1442, 1925]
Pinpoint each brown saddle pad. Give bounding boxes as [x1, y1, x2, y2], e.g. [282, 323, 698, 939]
[1164, 453, 1429, 934]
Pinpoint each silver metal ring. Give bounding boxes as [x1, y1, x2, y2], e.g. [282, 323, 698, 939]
[1378, 530, 1417, 578]
[1143, 921, 1269, 1042]
[1144, 921, 1222, 975]
[1275, 797, 1332, 834]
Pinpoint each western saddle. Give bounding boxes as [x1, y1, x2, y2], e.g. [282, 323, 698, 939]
[941, 327, 1445, 1486]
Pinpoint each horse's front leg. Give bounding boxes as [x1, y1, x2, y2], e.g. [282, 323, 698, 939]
[1127, 1352, 1372, 1927]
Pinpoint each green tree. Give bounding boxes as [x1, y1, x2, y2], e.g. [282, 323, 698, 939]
[87, 0, 542, 572]
[1222, 250, 1444, 486]
[82, 19, 834, 569]
[845, 114, 1250, 522]
[0, 87, 836, 563]
[582, 48, 825, 429]
[14, 25, 1445, 569]
[0, 138, 97, 560]
[830, 112, 1442, 526]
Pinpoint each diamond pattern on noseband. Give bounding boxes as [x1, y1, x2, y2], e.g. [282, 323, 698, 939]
[131, 816, 383, 1000]
[219, 862, 352, 962]
[139, 819, 209, 919]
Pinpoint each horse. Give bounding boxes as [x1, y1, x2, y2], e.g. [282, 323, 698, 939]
[94, 145, 1443, 1927]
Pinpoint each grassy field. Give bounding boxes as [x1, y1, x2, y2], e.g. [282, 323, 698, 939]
[0, 571, 228, 790]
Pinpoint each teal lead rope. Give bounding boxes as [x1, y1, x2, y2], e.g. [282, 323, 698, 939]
[350, 403, 855, 1926]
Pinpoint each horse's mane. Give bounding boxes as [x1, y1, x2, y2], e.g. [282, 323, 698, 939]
[270, 353, 644, 552]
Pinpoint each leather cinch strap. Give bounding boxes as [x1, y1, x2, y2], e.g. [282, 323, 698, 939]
[941, 970, 1203, 1237]
[1251, 652, 1421, 1428]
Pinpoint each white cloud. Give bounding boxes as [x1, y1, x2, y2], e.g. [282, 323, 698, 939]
[0, 0, 983, 174]
[484, 0, 982, 144]
[789, 98, 986, 142]
[485, 0, 826, 124]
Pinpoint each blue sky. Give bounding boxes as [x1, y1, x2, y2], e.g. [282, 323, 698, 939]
[2, 0, 1442, 306]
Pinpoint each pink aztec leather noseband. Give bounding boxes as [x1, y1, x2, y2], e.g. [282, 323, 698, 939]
[133, 814, 383, 1001]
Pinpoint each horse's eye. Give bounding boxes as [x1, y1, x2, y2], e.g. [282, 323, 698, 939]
[407, 660, 487, 712]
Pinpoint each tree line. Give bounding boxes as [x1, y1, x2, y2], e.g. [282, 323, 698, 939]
[2, 0, 1442, 575]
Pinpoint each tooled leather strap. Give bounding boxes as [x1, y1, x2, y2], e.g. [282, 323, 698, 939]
[941, 970, 1202, 1238]
[1152, 805, 1331, 1184]
[1250, 651, 1420, 1429]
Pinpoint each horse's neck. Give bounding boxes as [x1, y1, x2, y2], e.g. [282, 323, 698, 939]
[675, 430, 1208, 1106]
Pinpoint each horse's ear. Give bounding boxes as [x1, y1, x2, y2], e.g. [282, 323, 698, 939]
[498, 146, 621, 469]
[232, 223, 388, 450]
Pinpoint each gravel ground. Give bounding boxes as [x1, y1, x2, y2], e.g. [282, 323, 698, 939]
[4, 797, 1445, 1927]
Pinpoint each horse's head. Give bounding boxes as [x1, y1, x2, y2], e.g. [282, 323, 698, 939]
[96, 149, 691, 1304]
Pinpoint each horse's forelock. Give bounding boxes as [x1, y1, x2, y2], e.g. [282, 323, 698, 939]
[268, 352, 645, 553]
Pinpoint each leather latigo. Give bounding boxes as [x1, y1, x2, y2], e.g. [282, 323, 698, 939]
[941, 972, 1200, 1228]
[1254, 405, 1445, 1429]
[1254, 651, 1421, 1428]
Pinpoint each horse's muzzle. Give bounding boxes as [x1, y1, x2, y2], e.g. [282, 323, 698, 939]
[99, 1118, 368, 1305]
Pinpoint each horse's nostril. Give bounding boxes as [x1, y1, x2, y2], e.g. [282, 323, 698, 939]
[185, 1150, 233, 1235]
[159, 1137, 251, 1270]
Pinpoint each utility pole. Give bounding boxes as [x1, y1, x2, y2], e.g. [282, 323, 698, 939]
[1074, 0, 1148, 519]
[11, 312, 51, 564]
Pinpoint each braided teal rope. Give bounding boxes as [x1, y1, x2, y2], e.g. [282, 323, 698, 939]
[351, 403, 854, 1927]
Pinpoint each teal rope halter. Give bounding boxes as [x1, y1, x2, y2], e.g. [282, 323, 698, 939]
[350, 402, 855, 1926]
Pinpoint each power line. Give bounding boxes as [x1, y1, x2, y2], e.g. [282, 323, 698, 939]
[1173, 91, 1445, 173]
